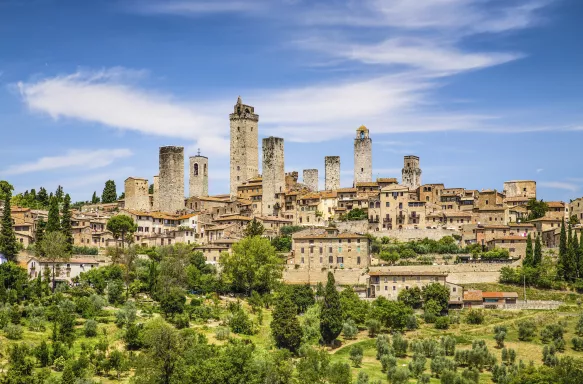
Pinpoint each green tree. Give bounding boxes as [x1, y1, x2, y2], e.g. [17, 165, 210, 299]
[566, 227, 578, 281]
[398, 286, 423, 309]
[91, 191, 100, 204]
[106, 215, 137, 249]
[35, 218, 46, 257]
[320, 272, 343, 345]
[148, 184, 154, 194]
[0, 191, 18, 262]
[271, 291, 303, 353]
[46, 197, 61, 233]
[369, 296, 412, 331]
[40, 231, 70, 292]
[534, 234, 543, 267]
[61, 363, 75, 384]
[524, 233, 533, 267]
[37, 187, 49, 207]
[220, 236, 283, 295]
[297, 345, 330, 384]
[0, 180, 14, 200]
[339, 286, 369, 325]
[102, 180, 118, 203]
[61, 194, 73, 255]
[159, 287, 186, 319]
[328, 361, 352, 384]
[527, 199, 549, 221]
[573, 232, 580, 278]
[349, 345, 364, 367]
[422, 283, 450, 314]
[558, 219, 567, 280]
[243, 218, 265, 237]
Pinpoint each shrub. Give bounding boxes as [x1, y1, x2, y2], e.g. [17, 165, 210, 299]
[228, 309, 255, 335]
[376, 334, 393, 360]
[356, 371, 369, 384]
[392, 333, 408, 357]
[174, 313, 190, 329]
[215, 326, 230, 341]
[349, 345, 364, 367]
[435, 316, 450, 330]
[406, 315, 418, 330]
[465, 310, 484, 325]
[366, 318, 381, 337]
[441, 336, 456, 356]
[83, 319, 98, 337]
[53, 356, 66, 372]
[4, 323, 23, 340]
[342, 319, 358, 340]
[408, 354, 427, 378]
[517, 319, 537, 341]
[571, 336, 583, 351]
[380, 354, 396, 373]
[388, 366, 410, 384]
[540, 323, 564, 344]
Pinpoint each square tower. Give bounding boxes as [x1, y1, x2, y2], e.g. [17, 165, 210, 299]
[402, 155, 422, 190]
[303, 169, 319, 192]
[325, 156, 340, 191]
[230, 97, 259, 198]
[159, 146, 185, 213]
[262, 137, 285, 217]
[124, 177, 149, 211]
[189, 152, 209, 198]
[354, 125, 372, 185]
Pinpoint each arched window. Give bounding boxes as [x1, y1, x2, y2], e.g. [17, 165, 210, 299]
[193, 163, 199, 176]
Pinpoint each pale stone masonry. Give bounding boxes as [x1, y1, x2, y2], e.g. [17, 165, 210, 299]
[124, 177, 150, 211]
[303, 169, 319, 192]
[230, 97, 259, 198]
[189, 154, 209, 198]
[325, 156, 340, 191]
[402, 155, 422, 190]
[262, 136, 285, 217]
[354, 125, 372, 185]
[159, 146, 185, 213]
[152, 175, 159, 211]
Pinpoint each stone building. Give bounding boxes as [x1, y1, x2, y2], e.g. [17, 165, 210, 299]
[368, 270, 461, 302]
[303, 169, 319, 192]
[189, 153, 208, 198]
[486, 236, 527, 259]
[262, 137, 285, 217]
[379, 183, 410, 230]
[325, 156, 340, 191]
[354, 125, 372, 185]
[124, 177, 150, 211]
[152, 175, 159, 211]
[570, 197, 583, 222]
[230, 97, 259, 198]
[402, 155, 422, 190]
[159, 146, 185, 213]
[503, 180, 536, 200]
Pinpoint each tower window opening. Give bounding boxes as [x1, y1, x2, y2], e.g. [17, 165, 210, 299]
[193, 163, 199, 176]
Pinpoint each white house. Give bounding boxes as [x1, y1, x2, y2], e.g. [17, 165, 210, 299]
[27, 257, 100, 282]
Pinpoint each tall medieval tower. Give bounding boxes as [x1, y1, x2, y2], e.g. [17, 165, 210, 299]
[159, 146, 185, 213]
[354, 125, 372, 185]
[303, 169, 319, 192]
[262, 137, 285, 217]
[325, 156, 340, 191]
[189, 151, 208, 198]
[402, 155, 422, 190]
[230, 97, 259, 198]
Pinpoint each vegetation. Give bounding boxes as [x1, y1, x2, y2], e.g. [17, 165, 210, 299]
[101, 179, 118, 203]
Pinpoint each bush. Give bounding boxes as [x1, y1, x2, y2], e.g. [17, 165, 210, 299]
[392, 333, 408, 357]
[215, 326, 230, 341]
[53, 356, 66, 372]
[174, 313, 190, 329]
[465, 310, 484, 325]
[349, 345, 364, 367]
[380, 354, 396, 373]
[376, 334, 393, 360]
[435, 316, 450, 330]
[342, 319, 358, 340]
[518, 319, 537, 341]
[4, 323, 23, 340]
[83, 319, 98, 337]
[540, 323, 564, 344]
[441, 336, 456, 356]
[228, 309, 255, 335]
[572, 336, 583, 351]
[366, 319, 381, 337]
[388, 366, 410, 384]
[406, 315, 418, 330]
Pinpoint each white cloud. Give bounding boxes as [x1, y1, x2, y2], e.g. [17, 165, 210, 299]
[2, 149, 133, 176]
[134, 0, 268, 15]
[17, 68, 229, 156]
[536, 168, 544, 173]
[538, 181, 579, 192]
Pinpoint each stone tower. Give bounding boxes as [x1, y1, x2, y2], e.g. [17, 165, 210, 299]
[159, 146, 185, 213]
[303, 169, 319, 192]
[325, 156, 340, 191]
[189, 151, 209, 198]
[354, 125, 372, 185]
[262, 137, 285, 217]
[402, 155, 422, 190]
[230, 96, 259, 198]
[124, 177, 149, 211]
[152, 175, 159, 211]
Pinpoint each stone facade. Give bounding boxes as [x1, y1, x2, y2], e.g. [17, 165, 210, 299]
[262, 137, 285, 217]
[354, 125, 372, 185]
[189, 155, 209, 198]
[159, 146, 185, 213]
[325, 156, 340, 191]
[152, 175, 159, 211]
[402, 155, 422, 190]
[124, 177, 150, 211]
[503, 180, 536, 199]
[303, 169, 319, 192]
[570, 197, 583, 222]
[230, 97, 259, 198]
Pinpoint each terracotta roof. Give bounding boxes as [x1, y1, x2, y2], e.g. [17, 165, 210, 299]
[197, 196, 231, 202]
[369, 270, 447, 277]
[463, 290, 483, 301]
[377, 178, 398, 183]
[214, 215, 252, 222]
[488, 236, 528, 242]
[508, 223, 535, 227]
[258, 216, 293, 222]
[547, 201, 565, 208]
[356, 182, 379, 187]
[529, 217, 562, 222]
[206, 224, 236, 231]
[337, 188, 358, 193]
[195, 245, 229, 250]
[294, 232, 366, 240]
[482, 291, 518, 298]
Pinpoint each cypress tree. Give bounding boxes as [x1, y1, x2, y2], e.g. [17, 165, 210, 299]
[101, 180, 117, 203]
[46, 197, 60, 233]
[566, 225, 577, 282]
[579, 231, 583, 279]
[35, 218, 46, 257]
[557, 220, 567, 280]
[271, 292, 303, 353]
[534, 234, 542, 267]
[61, 363, 75, 384]
[91, 191, 100, 204]
[37, 187, 48, 207]
[320, 272, 343, 345]
[524, 233, 533, 267]
[572, 232, 580, 279]
[55, 185, 64, 203]
[61, 194, 73, 255]
[0, 192, 18, 262]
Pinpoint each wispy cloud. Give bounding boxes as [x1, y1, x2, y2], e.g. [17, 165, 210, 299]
[17, 68, 230, 156]
[1, 148, 133, 176]
[133, 0, 268, 15]
[538, 181, 579, 192]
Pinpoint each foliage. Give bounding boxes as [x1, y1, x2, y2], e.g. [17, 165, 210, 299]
[369, 296, 413, 331]
[518, 319, 537, 341]
[339, 286, 369, 325]
[101, 180, 118, 203]
[398, 286, 423, 309]
[527, 199, 549, 221]
[243, 218, 265, 237]
[366, 318, 381, 337]
[159, 287, 186, 318]
[466, 310, 484, 325]
[39, 231, 70, 291]
[83, 319, 98, 337]
[270, 291, 303, 353]
[349, 344, 364, 367]
[106, 215, 137, 248]
[422, 283, 450, 314]
[435, 316, 450, 330]
[0, 192, 19, 262]
[320, 272, 343, 345]
[342, 319, 358, 339]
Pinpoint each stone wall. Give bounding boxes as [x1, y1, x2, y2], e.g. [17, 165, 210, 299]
[152, 175, 159, 211]
[283, 267, 369, 285]
[303, 169, 319, 192]
[189, 155, 209, 198]
[503, 180, 536, 199]
[325, 156, 340, 191]
[159, 146, 185, 213]
[354, 136, 372, 184]
[262, 137, 285, 216]
[402, 155, 421, 190]
[124, 177, 150, 211]
[230, 98, 259, 197]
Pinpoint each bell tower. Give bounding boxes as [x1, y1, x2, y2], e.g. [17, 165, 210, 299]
[229, 97, 259, 198]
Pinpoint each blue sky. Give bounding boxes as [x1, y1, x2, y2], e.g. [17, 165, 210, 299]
[0, 0, 582, 202]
